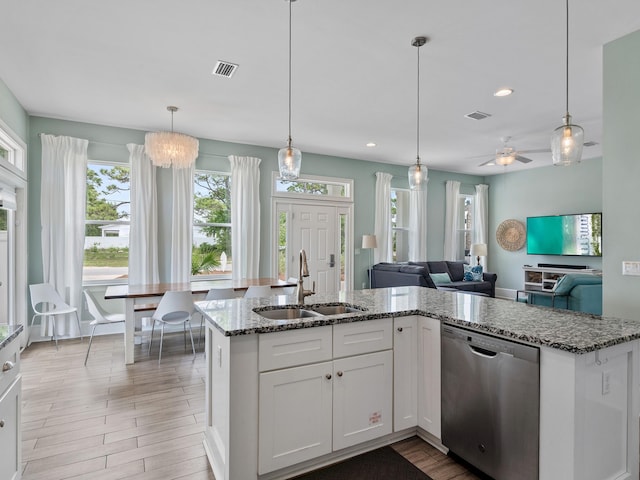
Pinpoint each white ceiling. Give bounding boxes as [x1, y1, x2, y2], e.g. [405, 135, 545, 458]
[2, 0, 640, 176]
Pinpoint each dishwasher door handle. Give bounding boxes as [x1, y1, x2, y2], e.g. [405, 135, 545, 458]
[469, 344, 498, 358]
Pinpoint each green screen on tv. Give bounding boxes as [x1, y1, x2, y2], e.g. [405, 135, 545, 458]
[526, 213, 602, 256]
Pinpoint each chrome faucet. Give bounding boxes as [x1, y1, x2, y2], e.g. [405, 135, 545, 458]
[297, 249, 316, 304]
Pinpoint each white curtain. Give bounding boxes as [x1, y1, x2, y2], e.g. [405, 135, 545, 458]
[409, 187, 428, 261]
[170, 164, 195, 283]
[475, 184, 489, 269]
[374, 172, 392, 264]
[128, 144, 159, 285]
[444, 180, 461, 261]
[229, 155, 262, 281]
[40, 134, 88, 337]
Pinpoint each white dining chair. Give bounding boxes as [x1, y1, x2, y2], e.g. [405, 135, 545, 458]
[28, 283, 83, 350]
[243, 285, 273, 298]
[198, 288, 238, 348]
[146, 290, 196, 364]
[83, 289, 126, 365]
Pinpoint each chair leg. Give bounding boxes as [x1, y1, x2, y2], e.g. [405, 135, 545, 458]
[51, 317, 59, 351]
[158, 323, 165, 365]
[84, 325, 98, 366]
[183, 322, 187, 351]
[148, 321, 156, 355]
[187, 321, 196, 358]
[75, 311, 83, 341]
[198, 313, 204, 351]
[26, 314, 38, 347]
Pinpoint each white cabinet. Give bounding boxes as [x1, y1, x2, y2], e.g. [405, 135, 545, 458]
[0, 336, 21, 480]
[333, 350, 393, 450]
[258, 362, 333, 474]
[393, 316, 418, 431]
[258, 319, 393, 474]
[418, 316, 441, 439]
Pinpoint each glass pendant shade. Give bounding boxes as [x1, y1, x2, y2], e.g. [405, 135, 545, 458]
[145, 131, 199, 169]
[408, 161, 427, 190]
[278, 142, 302, 180]
[551, 115, 583, 166]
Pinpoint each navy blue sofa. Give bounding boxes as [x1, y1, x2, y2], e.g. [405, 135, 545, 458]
[370, 261, 497, 297]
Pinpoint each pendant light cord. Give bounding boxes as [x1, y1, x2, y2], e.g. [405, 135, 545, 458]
[565, 0, 569, 117]
[416, 41, 421, 163]
[287, 0, 293, 145]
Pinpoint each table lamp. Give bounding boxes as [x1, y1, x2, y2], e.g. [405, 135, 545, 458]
[362, 234, 377, 288]
[470, 243, 487, 266]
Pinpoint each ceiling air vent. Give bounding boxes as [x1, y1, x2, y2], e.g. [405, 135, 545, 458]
[464, 111, 492, 120]
[212, 61, 238, 78]
[583, 141, 598, 147]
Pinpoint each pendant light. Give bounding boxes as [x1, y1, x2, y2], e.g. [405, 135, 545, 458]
[145, 106, 199, 169]
[278, 0, 302, 180]
[550, 0, 583, 166]
[408, 36, 428, 190]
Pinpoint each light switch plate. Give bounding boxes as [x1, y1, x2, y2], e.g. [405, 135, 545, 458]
[622, 261, 640, 276]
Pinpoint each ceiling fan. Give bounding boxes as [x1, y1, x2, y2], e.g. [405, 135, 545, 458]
[479, 137, 550, 167]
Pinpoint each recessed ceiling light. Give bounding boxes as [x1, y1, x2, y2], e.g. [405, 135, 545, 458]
[494, 88, 514, 97]
[366, 142, 376, 147]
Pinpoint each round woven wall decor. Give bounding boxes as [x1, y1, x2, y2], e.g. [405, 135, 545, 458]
[496, 219, 526, 251]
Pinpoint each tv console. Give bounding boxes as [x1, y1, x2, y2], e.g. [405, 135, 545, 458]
[524, 265, 602, 292]
[537, 263, 589, 270]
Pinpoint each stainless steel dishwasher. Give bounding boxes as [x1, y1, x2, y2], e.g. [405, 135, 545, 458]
[441, 324, 540, 480]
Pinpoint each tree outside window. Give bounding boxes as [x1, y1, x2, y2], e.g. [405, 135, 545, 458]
[193, 171, 232, 278]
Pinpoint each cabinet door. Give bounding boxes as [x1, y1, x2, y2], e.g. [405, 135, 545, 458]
[418, 316, 441, 439]
[394, 316, 418, 431]
[0, 376, 21, 480]
[258, 362, 332, 474]
[333, 350, 393, 450]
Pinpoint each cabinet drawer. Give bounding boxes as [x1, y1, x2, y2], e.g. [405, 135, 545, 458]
[333, 318, 392, 358]
[259, 326, 332, 371]
[0, 340, 19, 396]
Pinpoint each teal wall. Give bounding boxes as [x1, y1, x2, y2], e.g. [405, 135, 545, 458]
[486, 159, 603, 291]
[602, 29, 640, 319]
[0, 77, 28, 143]
[26, 116, 484, 290]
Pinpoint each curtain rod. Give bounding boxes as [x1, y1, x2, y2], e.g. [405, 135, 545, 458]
[36, 133, 229, 159]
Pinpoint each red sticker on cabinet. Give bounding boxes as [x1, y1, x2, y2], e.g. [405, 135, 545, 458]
[369, 411, 381, 425]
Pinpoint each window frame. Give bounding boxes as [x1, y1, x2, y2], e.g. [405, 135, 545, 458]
[83, 159, 131, 286]
[192, 168, 232, 281]
[391, 187, 410, 263]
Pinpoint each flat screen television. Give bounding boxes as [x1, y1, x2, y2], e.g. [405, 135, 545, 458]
[526, 213, 602, 256]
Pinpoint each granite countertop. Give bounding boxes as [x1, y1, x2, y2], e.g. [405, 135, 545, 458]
[195, 286, 640, 354]
[0, 324, 23, 352]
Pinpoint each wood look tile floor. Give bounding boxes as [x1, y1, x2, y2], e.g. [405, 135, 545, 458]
[21, 333, 481, 480]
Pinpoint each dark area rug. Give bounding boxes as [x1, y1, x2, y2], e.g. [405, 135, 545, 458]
[291, 446, 434, 480]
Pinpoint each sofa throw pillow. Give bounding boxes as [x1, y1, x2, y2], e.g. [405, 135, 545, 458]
[464, 264, 483, 282]
[430, 272, 452, 285]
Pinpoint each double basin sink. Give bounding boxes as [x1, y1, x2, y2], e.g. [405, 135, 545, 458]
[254, 303, 366, 320]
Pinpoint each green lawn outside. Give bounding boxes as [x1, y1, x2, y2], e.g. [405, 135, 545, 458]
[84, 247, 129, 267]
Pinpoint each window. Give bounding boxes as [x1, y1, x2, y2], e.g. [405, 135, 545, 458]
[84, 161, 130, 282]
[193, 171, 232, 279]
[458, 194, 474, 261]
[391, 189, 410, 262]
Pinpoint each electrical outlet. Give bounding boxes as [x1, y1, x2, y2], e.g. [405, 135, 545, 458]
[622, 261, 640, 276]
[602, 371, 611, 395]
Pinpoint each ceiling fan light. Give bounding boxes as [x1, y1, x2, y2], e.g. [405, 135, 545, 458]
[408, 161, 427, 190]
[278, 142, 302, 180]
[551, 115, 583, 166]
[495, 153, 515, 166]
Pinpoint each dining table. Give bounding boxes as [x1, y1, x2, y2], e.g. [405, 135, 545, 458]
[105, 278, 297, 364]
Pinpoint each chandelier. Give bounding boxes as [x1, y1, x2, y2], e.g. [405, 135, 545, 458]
[145, 106, 199, 169]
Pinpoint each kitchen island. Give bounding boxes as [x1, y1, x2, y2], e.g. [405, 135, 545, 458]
[196, 286, 640, 480]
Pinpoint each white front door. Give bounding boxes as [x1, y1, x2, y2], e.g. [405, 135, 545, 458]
[289, 204, 339, 294]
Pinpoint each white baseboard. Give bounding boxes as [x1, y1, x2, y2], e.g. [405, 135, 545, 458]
[496, 287, 518, 300]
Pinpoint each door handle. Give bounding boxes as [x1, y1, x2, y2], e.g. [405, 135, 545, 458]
[328, 254, 335, 268]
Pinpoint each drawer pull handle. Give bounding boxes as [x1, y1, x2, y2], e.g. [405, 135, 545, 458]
[337, 371, 343, 377]
[2, 361, 14, 372]
[397, 327, 403, 333]
[325, 374, 332, 380]
[0, 420, 4, 428]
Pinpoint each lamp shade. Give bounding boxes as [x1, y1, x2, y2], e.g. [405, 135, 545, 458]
[470, 243, 487, 257]
[362, 234, 377, 249]
[551, 117, 584, 166]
